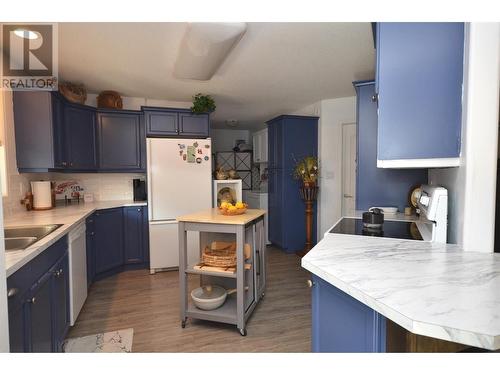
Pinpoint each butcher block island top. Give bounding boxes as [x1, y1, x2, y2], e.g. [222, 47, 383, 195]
[177, 208, 266, 225]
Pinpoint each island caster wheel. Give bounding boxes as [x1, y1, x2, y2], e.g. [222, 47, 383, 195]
[239, 328, 247, 336]
[181, 319, 187, 328]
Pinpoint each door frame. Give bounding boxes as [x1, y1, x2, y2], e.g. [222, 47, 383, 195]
[341, 122, 357, 216]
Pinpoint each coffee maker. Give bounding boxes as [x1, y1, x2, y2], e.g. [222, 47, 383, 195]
[133, 179, 147, 201]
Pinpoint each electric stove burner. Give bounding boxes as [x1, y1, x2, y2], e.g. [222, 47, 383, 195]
[330, 218, 423, 241]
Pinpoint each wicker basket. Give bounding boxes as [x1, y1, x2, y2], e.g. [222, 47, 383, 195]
[202, 246, 237, 267]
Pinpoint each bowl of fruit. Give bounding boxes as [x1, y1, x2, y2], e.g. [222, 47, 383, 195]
[219, 201, 248, 215]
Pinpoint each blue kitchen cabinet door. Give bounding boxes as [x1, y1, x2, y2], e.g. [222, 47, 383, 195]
[268, 167, 283, 247]
[64, 104, 98, 170]
[7, 292, 28, 352]
[312, 275, 386, 353]
[97, 110, 144, 171]
[179, 112, 210, 138]
[28, 271, 54, 353]
[144, 109, 179, 137]
[376, 22, 464, 162]
[266, 115, 318, 252]
[13, 91, 67, 171]
[94, 208, 124, 275]
[354, 81, 428, 211]
[51, 252, 70, 352]
[86, 215, 96, 286]
[124, 206, 147, 264]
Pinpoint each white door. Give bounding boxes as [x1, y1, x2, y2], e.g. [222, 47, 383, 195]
[342, 123, 357, 215]
[147, 138, 212, 221]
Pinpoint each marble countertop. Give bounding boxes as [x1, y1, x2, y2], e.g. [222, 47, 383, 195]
[177, 208, 266, 225]
[302, 233, 500, 350]
[4, 200, 147, 277]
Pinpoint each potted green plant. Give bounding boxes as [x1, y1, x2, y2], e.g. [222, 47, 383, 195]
[191, 93, 216, 114]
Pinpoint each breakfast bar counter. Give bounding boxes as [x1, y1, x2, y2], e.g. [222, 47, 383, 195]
[302, 233, 500, 352]
[177, 209, 266, 336]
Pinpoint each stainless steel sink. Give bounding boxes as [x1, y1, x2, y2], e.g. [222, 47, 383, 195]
[5, 237, 38, 251]
[4, 224, 63, 252]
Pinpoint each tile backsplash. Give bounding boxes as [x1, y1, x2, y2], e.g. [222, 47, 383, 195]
[52, 173, 145, 202]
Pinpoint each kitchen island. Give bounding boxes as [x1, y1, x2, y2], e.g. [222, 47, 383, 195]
[302, 233, 500, 352]
[177, 208, 266, 336]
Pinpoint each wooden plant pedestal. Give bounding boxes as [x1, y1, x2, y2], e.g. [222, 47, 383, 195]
[297, 184, 318, 257]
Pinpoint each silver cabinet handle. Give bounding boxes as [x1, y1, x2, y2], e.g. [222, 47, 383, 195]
[343, 194, 353, 198]
[29, 297, 36, 304]
[137, 208, 141, 212]
[372, 93, 378, 102]
[7, 288, 18, 298]
[307, 280, 315, 288]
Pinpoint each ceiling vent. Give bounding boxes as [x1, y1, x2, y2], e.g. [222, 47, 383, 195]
[173, 23, 247, 81]
[225, 119, 239, 128]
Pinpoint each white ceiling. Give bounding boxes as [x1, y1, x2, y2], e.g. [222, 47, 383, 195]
[59, 23, 375, 129]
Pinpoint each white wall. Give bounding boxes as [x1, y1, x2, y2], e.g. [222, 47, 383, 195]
[211, 129, 251, 152]
[429, 23, 500, 251]
[292, 97, 357, 236]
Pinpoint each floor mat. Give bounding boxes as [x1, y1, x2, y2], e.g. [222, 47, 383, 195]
[63, 328, 133, 353]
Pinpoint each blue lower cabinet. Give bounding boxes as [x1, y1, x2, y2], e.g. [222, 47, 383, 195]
[88, 206, 149, 283]
[28, 272, 54, 353]
[86, 215, 96, 286]
[124, 206, 148, 264]
[52, 252, 70, 352]
[311, 275, 386, 353]
[7, 236, 69, 353]
[94, 208, 124, 275]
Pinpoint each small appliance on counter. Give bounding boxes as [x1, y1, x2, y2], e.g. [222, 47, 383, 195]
[30, 181, 54, 210]
[362, 208, 384, 228]
[133, 178, 147, 201]
[327, 184, 448, 243]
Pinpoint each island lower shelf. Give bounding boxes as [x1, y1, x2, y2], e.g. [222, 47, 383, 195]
[186, 297, 237, 325]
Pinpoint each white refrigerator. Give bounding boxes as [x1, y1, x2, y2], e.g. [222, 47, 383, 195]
[147, 138, 212, 273]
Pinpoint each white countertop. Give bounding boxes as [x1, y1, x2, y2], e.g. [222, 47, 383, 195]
[4, 200, 147, 277]
[302, 232, 500, 350]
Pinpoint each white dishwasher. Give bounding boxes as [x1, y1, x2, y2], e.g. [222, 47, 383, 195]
[68, 222, 87, 326]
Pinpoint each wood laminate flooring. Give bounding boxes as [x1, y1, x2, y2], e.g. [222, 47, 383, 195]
[68, 246, 312, 352]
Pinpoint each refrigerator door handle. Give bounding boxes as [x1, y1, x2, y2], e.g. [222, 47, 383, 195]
[150, 220, 177, 225]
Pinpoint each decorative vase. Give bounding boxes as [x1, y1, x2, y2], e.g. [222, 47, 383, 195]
[298, 182, 319, 257]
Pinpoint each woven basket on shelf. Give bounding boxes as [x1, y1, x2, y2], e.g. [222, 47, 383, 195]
[202, 246, 237, 267]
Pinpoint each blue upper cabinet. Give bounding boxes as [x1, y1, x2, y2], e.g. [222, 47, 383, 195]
[97, 110, 145, 172]
[64, 103, 98, 170]
[354, 81, 428, 211]
[13, 91, 66, 172]
[144, 107, 210, 138]
[179, 112, 210, 137]
[375, 22, 465, 168]
[144, 108, 178, 136]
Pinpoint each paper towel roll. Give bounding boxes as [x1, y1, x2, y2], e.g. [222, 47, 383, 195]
[31, 181, 53, 210]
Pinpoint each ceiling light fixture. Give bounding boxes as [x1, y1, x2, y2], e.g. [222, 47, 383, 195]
[174, 23, 247, 81]
[14, 29, 39, 40]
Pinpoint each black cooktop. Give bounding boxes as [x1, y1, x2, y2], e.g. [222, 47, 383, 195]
[329, 218, 423, 241]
